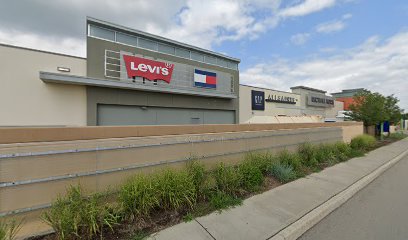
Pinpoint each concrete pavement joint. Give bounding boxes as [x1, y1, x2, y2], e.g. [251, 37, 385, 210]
[268, 144, 408, 240]
[195, 219, 217, 240]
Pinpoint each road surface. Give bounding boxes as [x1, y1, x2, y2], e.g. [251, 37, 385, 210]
[299, 154, 408, 240]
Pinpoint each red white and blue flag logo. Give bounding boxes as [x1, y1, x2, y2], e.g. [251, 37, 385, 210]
[194, 69, 217, 89]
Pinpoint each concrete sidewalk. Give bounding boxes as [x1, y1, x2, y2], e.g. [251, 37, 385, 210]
[148, 138, 408, 240]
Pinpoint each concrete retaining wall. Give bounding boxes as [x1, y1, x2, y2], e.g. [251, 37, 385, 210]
[0, 122, 362, 239]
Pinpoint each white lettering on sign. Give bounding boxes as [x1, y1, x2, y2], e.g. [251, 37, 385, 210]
[130, 62, 169, 76]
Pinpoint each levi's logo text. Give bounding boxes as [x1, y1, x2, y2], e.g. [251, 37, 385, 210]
[123, 55, 174, 83]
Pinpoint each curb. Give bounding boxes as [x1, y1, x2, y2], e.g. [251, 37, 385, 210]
[270, 147, 408, 240]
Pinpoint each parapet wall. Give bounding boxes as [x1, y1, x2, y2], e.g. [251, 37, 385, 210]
[0, 122, 361, 144]
[0, 122, 363, 239]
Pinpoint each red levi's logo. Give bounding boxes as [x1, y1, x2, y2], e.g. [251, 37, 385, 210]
[123, 55, 174, 83]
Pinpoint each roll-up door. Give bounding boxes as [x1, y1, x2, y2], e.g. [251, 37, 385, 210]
[97, 104, 235, 125]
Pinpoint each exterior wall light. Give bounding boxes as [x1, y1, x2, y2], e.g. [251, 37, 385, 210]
[57, 67, 71, 72]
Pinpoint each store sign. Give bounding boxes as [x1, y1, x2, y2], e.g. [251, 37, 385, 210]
[251, 90, 265, 110]
[123, 55, 174, 83]
[307, 94, 334, 107]
[265, 94, 297, 104]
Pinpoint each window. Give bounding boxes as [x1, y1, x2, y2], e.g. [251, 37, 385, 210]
[217, 59, 229, 68]
[89, 25, 115, 41]
[175, 48, 190, 58]
[138, 38, 157, 51]
[205, 55, 217, 65]
[230, 76, 234, 93]
[116, 33, 137, 46]
[191, 51, 204, 62]
[158, 43, 175, 55]
[228, 61, 238, 70]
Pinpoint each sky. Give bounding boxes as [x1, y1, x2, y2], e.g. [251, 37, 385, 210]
[1, 0, 407, 111]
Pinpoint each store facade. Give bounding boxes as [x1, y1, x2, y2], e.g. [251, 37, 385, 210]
[0, 18, 240, 126]
[240, 85, 343, 123]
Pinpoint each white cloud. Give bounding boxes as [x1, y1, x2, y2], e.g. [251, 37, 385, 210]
[0, 29, 85, 57]
[290, 33, 311, 45]
[0, 0, 347, 55]
[342, 13, 353, 19]
[241, 31, 408, 110]
[279, 0, 336, 17]
[315, 13, 352, 34]
[316, 20, 345, 33]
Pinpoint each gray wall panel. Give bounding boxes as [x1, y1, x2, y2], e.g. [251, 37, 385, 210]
[97, 104, 235, 126]
[86, 37, 239, 125]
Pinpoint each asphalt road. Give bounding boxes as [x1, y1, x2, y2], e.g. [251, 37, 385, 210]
[299, 154, 408, 240]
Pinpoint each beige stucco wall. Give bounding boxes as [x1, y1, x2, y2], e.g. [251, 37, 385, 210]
[239, 85, 302, 123]
[325, 101, 344, 120]
[0, 44, 87, 126]
[342, 124, 364, 143]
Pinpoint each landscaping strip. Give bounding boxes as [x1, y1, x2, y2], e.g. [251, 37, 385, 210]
[2, 134, 406, 240]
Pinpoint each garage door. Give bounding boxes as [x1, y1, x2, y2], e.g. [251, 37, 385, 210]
[97, 104, 235, 126]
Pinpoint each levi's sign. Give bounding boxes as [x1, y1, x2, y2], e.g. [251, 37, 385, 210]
[123, 55, 174, 83]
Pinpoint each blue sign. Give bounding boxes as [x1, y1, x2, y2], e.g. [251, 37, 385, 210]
[251, 90, 265, 111]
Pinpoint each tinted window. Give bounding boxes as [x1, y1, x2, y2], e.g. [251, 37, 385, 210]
[116, 33, 137, 46]
[138, 38, 157, 51]
[228, 61, 238, 70]
[158, 43, 175, 55]
[89, 25, 115, 41]
[191, 51, 204, 62]
[217, 59, 229, 68]
[205, 55, 217, 65]
[175, 48, 190, 58]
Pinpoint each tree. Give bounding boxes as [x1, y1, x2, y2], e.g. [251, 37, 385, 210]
[347, 90, 403, 127]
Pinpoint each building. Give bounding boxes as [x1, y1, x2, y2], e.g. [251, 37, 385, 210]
[331, 88, 364, 110]
[0, 17, 240, 127]
[240, 85, 344, 123]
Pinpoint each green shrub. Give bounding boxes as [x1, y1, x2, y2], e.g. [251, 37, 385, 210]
[186, 161, 207, 199]
[298, 143, 318, 167]
[314, 144, 338, 165]
[350, 134, 376, 151]
[333, 142, 353, 161]
[244, 152, 274, 175]
[120, 175, 159, 218]
[0, 219, 21, 240]
[155, 169, 197, 211]
[388, 132, 408, 140]
[277, 150, 302, 172]
[212, 163, 242, 196]
[348, 148, 365, 158]
[270, 162, 297, 183]
[209, 191, 242, 210]
[238, 160, 264, 192]
[42, 185, 120, 240]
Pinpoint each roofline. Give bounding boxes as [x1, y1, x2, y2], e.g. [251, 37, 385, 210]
[0, 42, 86, 60]
[86, 17, 240, 63]
[290, 85, 327, 94]
[239, 84, 301, 96]
[331, 88, 365, 95]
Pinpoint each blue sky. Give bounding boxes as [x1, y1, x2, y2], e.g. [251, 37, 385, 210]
[0, 0, 407, 110]
[216, 0, 408, 69]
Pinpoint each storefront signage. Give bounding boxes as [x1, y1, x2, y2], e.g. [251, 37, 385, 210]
[265, 94, 297, 104]
[251, 90, 265, 111]
[194, 69, 217, 88]
[123, 55, 174, 83]
[307, 94, 334, 107]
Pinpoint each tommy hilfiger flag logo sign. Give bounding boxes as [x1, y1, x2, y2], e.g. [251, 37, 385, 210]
[194, 69, 217, 88]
